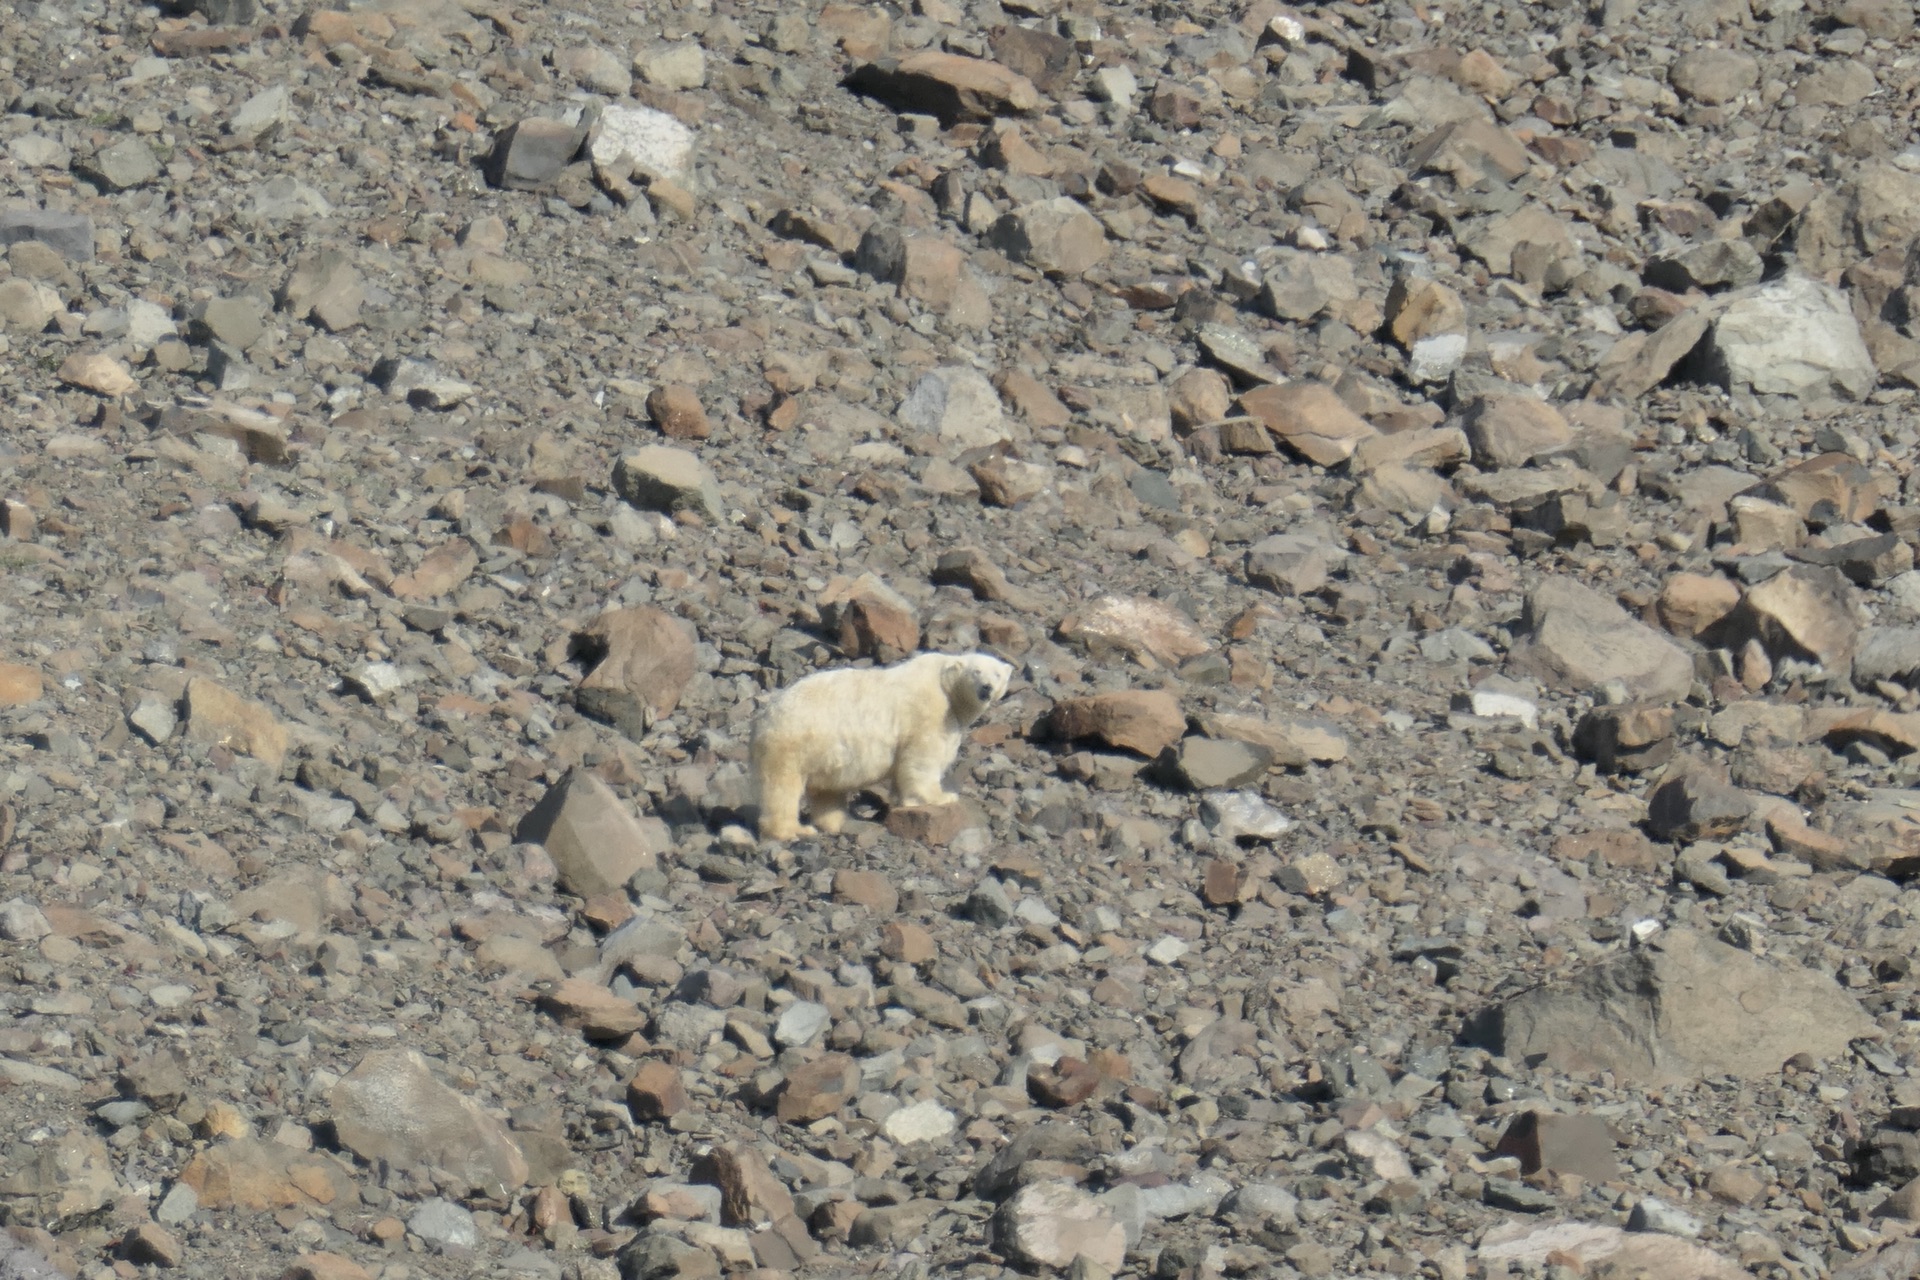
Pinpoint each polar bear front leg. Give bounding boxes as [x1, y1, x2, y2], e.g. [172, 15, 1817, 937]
[757, 760, 815, 841]
[892, 739, 960, 808]
[809, 788, 852, 834]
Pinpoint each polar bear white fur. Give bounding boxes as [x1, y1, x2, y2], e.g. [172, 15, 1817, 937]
[751, 652, 1014, 841]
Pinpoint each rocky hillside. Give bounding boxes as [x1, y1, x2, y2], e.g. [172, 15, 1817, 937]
[4, 0, 1920, 1277]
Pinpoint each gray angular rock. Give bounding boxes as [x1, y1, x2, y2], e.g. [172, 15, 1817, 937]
[328, 1049, 530, 1196]
[1493, 928, 1875, 1083]
[989, 197, 1108, 275]
[0, 210, 93, 262]
[1507, 576, 1693, 703]
[614, 445, 724, 521]
[515, 768, 666, 898]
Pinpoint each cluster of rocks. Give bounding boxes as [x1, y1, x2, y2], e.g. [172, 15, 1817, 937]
[13, 0, 1920, 1276]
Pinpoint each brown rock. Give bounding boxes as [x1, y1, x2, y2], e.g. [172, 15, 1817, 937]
[881, 921, 937, 964]
[775, 1053, 860, 1123]
[1169, 368, 1233, 431]
[575, 605, 700, 737]
[183, 677, 290, 770]
[391, 539, 479, 601]
[539, 977, 648, 1039]
[282, 1254, 376, 1280]
[1552, 829, 1660, 870]
[1646, 764, 1754, 843]
[1237, 382, 1377, 466]
[990, 197, 1108, 276]
[884, 801, 980, 845]
[1384, 277, 1467, 348]
[1493, 1111, 1619, 1184]
[56, 351, 138, 396]
[694, 1144, 795, 1227]
[969, 454, 1051, 506]
[1202, 858, 1251, 906]
[847, 50, 1041, 122]
[1050, 690, 1185, 757]
[932, 547, 1041, 611]
[178, 1139, 357, 1212]
[627, 1060, 690, 1121]
[0, 662, 43, 706]
[1705, 1164, 1767, 1206]
[1573, 704, 1676, 774]
[832, 869, 899, 914]
[1057, 595, 1211, 666]
[1507, 577, 1694, 703]
[1028, 1057, 1103, 1107]
[515, 768, 666, 897]
[995, 369, 1071, 428]
[647, 384, 711, 440]
[122, 1223, 184, 1267]
[1408, 118, 1531, 183]
[1739, 565, 1865, 674]
[820, 573, 920, 661]
[1658, 572, 1740, 638]
[1462, 393, 1574, 469]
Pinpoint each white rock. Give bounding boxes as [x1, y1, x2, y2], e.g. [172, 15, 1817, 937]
[1344, 1128, 1413, 1180]
[880, 1098, 956, 1145]
[1705, 272, 1875, 400]
[774, 1000, 830, 1048]
[125, 299, 176, 348]
[589, 104, 695, 180]
[896, 366, 1009, 452]
[995, 1182, 1127, 1273]
[229, 84, 292, 140]
[0, 898, 53, 942]
[1199, 791, 1292, 841]
[1408, 332, 1467, 383]
[1146, 936, 1190, 965]
[1091, 66, 1137, 108]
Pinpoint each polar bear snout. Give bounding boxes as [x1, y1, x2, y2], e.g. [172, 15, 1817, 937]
[973, 677, 997, 701]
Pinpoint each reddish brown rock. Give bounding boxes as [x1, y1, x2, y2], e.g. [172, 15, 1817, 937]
[1050, 690, 1186, 757]
[1237, 382, 1377, 466]
[574, 605, 700, 737]
[538, 977, 648, 1039]
[647, 384, 711, 439]
[627, 1060, 690, 1121]
[775, 1054, 860, 1123]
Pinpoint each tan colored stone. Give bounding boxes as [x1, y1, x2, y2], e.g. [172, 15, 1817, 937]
[281, 1254, 375, 1280]
[775, 1053, 859, 1123]
[1057, 594, 1211, 667]
[391, 539, 479, 601]
[178, 1140, 357, 1212]
[1237, 382, 1377, 466]
[1384, 276, 1467, 348]
[56, 351, 137, 396]
[1658, 572, 1740, 638]
[540, 977, 648, 1038]
[183, 677, 289, 770]
[0, 662, 43, 706]
[832, 869, 898, 913]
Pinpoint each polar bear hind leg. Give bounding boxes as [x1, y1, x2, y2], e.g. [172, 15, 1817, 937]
[808, 787, 852, 834]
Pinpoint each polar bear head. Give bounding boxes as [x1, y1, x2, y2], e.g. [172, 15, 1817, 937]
[942, 652, 1014, 722]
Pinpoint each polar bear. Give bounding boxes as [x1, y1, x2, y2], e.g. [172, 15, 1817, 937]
[751, 651, 1014, 841]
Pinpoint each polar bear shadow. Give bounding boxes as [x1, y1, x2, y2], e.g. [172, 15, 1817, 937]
[749, 651, 1014, 842]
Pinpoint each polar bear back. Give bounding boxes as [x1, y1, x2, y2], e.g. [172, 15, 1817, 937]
[751, 653, 965, 792]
